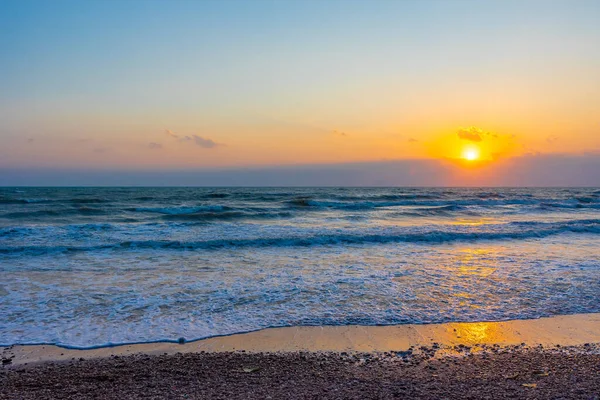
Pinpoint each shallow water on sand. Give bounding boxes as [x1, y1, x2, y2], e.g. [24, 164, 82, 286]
[1, 187, 599, 348]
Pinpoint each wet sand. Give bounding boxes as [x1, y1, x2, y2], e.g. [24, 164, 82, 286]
[1, 313, 599, 399]
[2, 313, 599, 366]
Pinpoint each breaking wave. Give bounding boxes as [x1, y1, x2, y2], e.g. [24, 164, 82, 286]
[2, 219, 599, 255]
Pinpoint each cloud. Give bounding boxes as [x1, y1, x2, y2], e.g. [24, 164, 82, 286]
[27, 138, 34, 143]
[408, 138, 419, 143]
[192, 135, 221, 148]
[93, 147, 110, 154]
[165, 129, 179, 139]
[546, 135, 559, 144]
[148, 142, 163, 149]
[165, 129, 222, 148]
[457, 127, 483, 142]
[332, 130, 348, 137]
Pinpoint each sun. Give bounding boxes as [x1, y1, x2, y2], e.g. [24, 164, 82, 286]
[462, 146, 480, 161]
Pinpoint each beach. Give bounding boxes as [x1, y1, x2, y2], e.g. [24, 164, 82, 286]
[2, 314, 599, 399]
[4, 0, 600, 396]
[2, 188, 600, 398]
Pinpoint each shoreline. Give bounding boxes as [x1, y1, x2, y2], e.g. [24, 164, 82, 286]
[2, 313, 600, 399]
[3, 313, 599, 367]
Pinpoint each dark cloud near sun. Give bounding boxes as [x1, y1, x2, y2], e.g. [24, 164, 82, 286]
[456, 127, 501, 141]
[408, 138, 419, 143]
[148, 142, 163, 149]
[457, 127, 483, 142]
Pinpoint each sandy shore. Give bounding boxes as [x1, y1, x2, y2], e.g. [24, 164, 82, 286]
[1, 313, 599, 399]
[2, 313, 599, 366]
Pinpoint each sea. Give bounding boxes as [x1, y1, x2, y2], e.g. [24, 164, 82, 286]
[1, 187, 600, 349]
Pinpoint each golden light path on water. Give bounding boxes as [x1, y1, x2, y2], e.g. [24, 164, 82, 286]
[1, 187, 599, 348]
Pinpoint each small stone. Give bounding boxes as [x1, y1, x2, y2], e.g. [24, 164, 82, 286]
[522, 383, 537, 388]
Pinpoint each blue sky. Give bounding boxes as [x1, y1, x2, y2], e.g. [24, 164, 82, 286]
[1, 0, 599, 185]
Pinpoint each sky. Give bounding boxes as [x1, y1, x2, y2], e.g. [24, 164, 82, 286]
[1, 0, 599, 186]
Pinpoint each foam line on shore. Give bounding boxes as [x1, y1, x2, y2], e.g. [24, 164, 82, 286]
[2, 313, 599, 366]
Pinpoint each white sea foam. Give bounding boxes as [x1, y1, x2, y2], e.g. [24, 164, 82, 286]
[1, 187, 599, 348]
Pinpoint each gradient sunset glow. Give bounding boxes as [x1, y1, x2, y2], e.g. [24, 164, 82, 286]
[1, 0, 599, 186]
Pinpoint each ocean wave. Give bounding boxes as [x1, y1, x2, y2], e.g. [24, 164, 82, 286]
[539, 202, 600, 210]
[0, 221, 187, 240]
[203, 192, 230, 199]
[1, 210, 63, 219]
[75, 206, 107, 215]
[0, 197, 109, 205]
[134, 205, 230, 215]
[390, 205, 468, 217]
[0, 198, 29, 204]
[162, 210, 292, 221]
[286, 197, 315, 207]
[132, 192, 231, 201]
[477, 192, 505, 199]
[0, 207, 108, 219]
[285, 198, 423, 209]
[577, 196, 600, 203]
[331, 193, 442, 201]
[3, 219, 599, 255]
[285, 197, 538, 210]
[67, 198, 109, 204]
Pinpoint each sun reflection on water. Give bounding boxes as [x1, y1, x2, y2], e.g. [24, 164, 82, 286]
[455, 248, 498, 277]
[450, 218, 497, 226]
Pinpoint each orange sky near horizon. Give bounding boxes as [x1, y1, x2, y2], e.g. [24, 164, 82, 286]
[1, 0, 599, 176]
